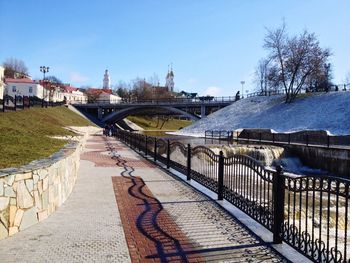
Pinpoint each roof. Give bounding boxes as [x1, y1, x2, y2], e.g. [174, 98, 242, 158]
[87, 88, 113, 95]
[62, 85, 79, 92]
[5, 77, 36, 84]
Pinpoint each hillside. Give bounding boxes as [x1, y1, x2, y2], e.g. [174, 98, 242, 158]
[0, 107, 94, 169]
[175, 91, 350, 136]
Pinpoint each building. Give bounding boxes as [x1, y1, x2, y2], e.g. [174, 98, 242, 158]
[5, 77, 46, 99]
[0, 66, 4, 100]
[165, 67, 175, 92]
[86, 88, 121, 104]
[61, 84, 88, 104]
[103, 69, 111, 89]
[179, 90, 197, 99]
[98, 90, 121, 103]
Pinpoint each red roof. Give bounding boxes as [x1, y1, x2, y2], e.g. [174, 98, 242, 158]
[87, 88, 112, 95]
[62, 85, 79, 92]
[5, 78, 36, 84]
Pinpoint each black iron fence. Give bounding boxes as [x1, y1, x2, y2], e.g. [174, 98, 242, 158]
[1, 95, 65, 112]
[205, 130, 350, 149]
[114, 130, 350, 263]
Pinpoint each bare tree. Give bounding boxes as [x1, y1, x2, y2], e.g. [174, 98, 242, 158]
[147, 73, 160, 86]
[114, 81, 131, 101]
[46, 75, 63, 85]
[3, 58, 29, 78]
[263, 23, 331, 102]
[345, 72, 350, 84]
[255, 58, 270, 95]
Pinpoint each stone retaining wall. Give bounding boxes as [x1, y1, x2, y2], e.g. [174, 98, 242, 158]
[0, 136, 86, 240]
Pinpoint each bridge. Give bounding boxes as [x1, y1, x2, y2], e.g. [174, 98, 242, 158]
[72, 96, 237, 127]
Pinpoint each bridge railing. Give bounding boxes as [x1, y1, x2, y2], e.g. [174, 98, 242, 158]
[114, 130, 350, 263]
[73, 96, 237, 105]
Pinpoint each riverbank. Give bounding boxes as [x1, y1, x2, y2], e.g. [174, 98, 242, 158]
[127, 115, 192, 131]
[175, 92, 350, 136]
[0, 107, 95, 169]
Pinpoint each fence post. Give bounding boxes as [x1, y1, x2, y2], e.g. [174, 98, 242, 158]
[166, 139, 170, 169]
[218, 151, 224, 200]
[273, 165, 285, 244]
[187, 144, 191, 181]
[306, 134, 309, 146]
[327, 135, 330, 148]
[272, 133, 275, 143]
[288, 133, 291, 144]
[145, 136, 148, 156]
[138, 135, 141, 152]
[154, 137, 157, 162]
[237, 131, 239, 145]
[259, 132, 262, 143]
[14, 95, 17, 111]
[2, 96, 5, 112]
[247, 132, 250, 144]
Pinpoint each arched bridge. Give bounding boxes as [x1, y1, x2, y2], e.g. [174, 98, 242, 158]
[72, 96, 237, 126]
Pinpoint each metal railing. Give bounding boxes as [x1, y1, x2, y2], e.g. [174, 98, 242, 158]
[72, 96, 238, 106]
[205, 130, 350, 149]
[1, 95, 65, 112]
[114, 130, 350, 263]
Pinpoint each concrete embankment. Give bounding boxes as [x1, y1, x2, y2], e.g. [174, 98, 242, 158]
[287, 145, 350, 178]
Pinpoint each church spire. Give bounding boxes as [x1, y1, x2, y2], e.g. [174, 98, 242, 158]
[165, 64, 174, 92]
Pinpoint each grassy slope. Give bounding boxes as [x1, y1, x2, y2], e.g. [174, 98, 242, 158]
[0, 106, 92, 169]
[127, 116, 192, 131]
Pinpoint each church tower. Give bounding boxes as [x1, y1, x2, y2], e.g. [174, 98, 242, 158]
[103, 69, 110, 89]
[165, 65, 174, 92]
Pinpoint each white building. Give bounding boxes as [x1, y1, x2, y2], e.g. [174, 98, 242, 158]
[103, 69, 111, 89]
[0, 66, 4, 100]
[4, 78, 66, 102]
[165, 67, 174, 92]
[61, 85, 88, 104]
[97, 90, 121, 104]
[5, 78, 46, 99]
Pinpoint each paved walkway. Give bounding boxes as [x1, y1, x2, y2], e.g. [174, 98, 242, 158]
[0, 134, 288, 262]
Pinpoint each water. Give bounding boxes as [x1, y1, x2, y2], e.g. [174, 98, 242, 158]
[139, 130, 330, 177]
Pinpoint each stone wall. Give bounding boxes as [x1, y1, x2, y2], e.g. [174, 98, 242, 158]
[0, 138, 85, 240]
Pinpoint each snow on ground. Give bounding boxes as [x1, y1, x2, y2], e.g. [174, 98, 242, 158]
[174, 91, 350, 136]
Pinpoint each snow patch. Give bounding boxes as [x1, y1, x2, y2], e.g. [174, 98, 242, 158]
[175, 92, 350, 136]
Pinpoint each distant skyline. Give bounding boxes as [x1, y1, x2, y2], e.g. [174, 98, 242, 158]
[0, 0, 349, 96]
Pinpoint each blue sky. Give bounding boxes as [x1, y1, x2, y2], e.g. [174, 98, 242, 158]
[0, 0, 349, 96]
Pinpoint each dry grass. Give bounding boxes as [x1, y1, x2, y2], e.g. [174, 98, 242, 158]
[0, 106, 93, 169]
[127, 116, 192, 131]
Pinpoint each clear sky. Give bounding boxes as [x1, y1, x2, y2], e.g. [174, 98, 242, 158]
[0, 0, 349, 96]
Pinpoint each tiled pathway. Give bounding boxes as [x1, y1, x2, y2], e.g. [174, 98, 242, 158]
[0, 134, 288, 262]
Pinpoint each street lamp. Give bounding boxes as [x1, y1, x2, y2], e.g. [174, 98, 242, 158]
[40, 66, 49, 107]
[240, 81, 245, 98]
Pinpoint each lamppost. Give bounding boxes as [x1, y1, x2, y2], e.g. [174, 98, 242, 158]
[240, 81, 245, 98]
[324, 63, 330, 92]
[40, 66, 49, 107]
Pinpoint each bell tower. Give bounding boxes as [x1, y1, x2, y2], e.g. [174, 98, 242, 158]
[103, 69, 110, 89]
[165, 65, 174, 92]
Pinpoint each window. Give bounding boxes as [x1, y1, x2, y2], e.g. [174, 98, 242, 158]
[12, 86, 16, 92]
[29, 87, 33, 93]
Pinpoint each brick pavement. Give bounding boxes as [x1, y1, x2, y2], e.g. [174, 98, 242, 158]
[0, 134, 288, 262]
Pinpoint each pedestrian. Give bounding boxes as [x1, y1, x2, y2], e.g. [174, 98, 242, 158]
[104, 124, 109, 137]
